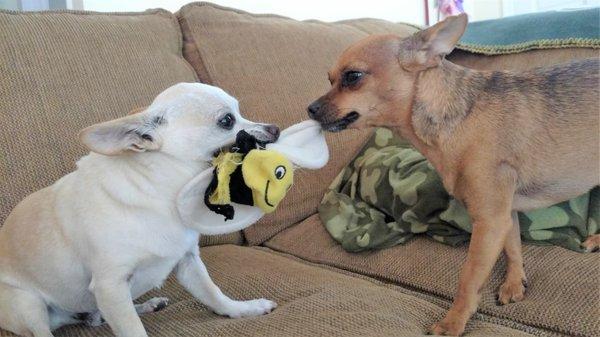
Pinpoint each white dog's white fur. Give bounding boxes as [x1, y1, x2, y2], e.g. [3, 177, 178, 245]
[0, 83, 279, 337]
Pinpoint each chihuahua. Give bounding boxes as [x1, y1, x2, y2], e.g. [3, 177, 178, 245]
[0, 83, 279, 337]
[308, 14, 599, 336]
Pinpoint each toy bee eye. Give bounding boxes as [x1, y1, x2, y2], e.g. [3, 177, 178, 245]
[274, 165, 286, 180]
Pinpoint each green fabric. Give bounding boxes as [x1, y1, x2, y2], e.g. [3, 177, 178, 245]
[319, 128, 599, 252]
[455, 8, 600, 55]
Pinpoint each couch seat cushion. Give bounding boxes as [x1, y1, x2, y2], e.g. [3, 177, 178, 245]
[1, 245, 541, 337]
[177, 2, 420, 245]
[266, 215, 600, 337]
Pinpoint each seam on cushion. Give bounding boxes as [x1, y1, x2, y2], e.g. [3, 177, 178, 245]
[246, 211, 316, 246]
[254, 245, 567, 337]
[0, 8, 173, 16]
[171, 12, 200, 83]
[176, 11, 212, 84]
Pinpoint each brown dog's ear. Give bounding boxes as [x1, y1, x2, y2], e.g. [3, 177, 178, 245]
[402, 13, 468, 71]
[79, 114, 160, 156]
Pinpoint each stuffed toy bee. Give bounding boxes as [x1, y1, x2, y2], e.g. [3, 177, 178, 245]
[176, 120, 328, 235]
[204, 130, 295, 220]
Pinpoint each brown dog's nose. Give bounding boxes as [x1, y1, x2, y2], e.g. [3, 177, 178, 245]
[307, 100, 322, 119]
[264, 124, 280, 140]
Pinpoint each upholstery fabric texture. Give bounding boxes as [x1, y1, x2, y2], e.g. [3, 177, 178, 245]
[266, 215, 600, 337]
[0, 9, 240, 246]
[0, 9, 196, 224]
[0, 245, 545, 337]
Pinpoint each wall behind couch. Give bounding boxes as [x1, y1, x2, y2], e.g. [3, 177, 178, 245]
[4, 1, 599, 25]
[81, 0, 428, 24]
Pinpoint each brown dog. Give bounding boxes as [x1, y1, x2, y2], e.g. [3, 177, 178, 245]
[308, 14, 599, 336]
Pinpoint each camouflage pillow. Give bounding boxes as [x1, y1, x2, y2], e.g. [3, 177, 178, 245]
[319, 128, 599, 252]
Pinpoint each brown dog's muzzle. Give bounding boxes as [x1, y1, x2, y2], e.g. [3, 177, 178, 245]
[307, 97, 360, 132]
[307, 98, 325, 120]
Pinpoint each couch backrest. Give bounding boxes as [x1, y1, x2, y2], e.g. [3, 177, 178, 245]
[2, 4, 596, 247]
[177, 2, 420, 244]
[0, 9, 198, 226]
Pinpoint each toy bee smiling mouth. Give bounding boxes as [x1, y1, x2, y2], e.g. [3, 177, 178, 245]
[242, 150, 294, 211]
[204, 129, 295, 220]
[176, 120, 328, 234]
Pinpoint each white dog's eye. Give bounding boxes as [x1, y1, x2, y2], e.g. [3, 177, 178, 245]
[274, 165, 286, 180]
[217, 113, 236, 130]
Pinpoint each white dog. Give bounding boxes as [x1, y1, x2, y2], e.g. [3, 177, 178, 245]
[0, 83, 279, 337]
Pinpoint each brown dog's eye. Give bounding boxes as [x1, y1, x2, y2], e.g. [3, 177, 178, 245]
[342, 71, 363, 88]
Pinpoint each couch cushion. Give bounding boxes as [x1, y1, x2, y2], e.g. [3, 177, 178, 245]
[177, 2, 419, 245]
[0, 9, 243, 245]
[266, 215, 600, 337]
[3, 245, 542, 337]
[0, 9, 194, 219]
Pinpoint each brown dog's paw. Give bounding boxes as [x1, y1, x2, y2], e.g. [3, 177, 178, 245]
[497, 277, 527, 305]
[428, 318, 466, 336]
[582, 234, 600, 253]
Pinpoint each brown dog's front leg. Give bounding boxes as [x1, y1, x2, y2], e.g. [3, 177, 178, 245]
[497, 212, 527, 305]
[430, 167, 516, 336]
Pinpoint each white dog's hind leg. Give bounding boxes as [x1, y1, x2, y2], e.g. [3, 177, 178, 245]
[176, 249, 277, 318]
[0, 282, 54, 337]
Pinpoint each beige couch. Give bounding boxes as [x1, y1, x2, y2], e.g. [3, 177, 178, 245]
[1, 2, 598, 336]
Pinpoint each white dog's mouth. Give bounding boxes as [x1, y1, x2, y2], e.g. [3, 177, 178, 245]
[245, 123, 280, 145]
[212, 129, 277, 158]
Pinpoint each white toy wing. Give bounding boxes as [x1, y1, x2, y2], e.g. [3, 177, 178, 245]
[176, 168, 264, 235]
[177, 120, 328, 234]
[266, 120, 329, 169]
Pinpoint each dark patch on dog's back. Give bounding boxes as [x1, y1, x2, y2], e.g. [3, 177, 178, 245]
[536, 58, 599, 115]
[483, 72, 504, 93]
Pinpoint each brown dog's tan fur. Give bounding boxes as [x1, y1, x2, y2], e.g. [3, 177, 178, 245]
[308, 14, 600, 336]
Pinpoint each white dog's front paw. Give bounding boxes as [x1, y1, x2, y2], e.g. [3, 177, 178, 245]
[137, 297, 169, 314]
[214, 298, 277, 318]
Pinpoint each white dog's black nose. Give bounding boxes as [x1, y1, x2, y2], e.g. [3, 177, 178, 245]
[264, 124, 280, 141]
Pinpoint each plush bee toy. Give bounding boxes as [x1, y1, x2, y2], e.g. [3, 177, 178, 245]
[176, 120, 328, 235]
[204, 130, 295, 220]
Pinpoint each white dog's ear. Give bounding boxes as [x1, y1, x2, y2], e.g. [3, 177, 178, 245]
[79, 114, 160, 156]
[402, 13, 467, 71]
